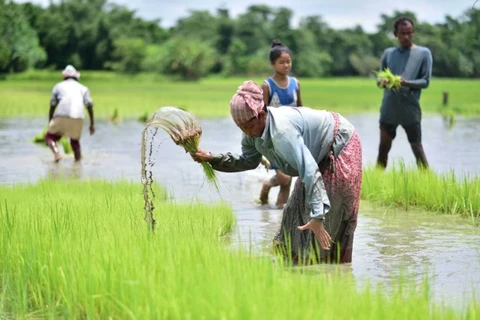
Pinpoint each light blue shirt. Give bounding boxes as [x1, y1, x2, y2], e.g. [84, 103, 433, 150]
[210, 106, 355, 220]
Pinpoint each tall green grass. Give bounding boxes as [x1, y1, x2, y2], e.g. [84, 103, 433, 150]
[1, 179, 478, 318]
[1, 70, 479, 119]
[362, 163, 480, 223]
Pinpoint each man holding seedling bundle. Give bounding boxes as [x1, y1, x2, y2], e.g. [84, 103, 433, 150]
[46, 65, 95, 162]
[376, 16, 432, 169]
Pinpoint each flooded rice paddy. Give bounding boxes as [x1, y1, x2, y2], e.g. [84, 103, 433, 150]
[1, 113, 479, 308]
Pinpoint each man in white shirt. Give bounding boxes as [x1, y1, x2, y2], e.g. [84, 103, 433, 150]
[45, 65, 95, 162]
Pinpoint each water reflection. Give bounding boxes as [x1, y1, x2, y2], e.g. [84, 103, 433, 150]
[0, 114, 480, 308]
[353, 203, 480, 308]
[45, 161, 84, 181]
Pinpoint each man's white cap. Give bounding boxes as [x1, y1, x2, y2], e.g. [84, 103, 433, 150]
[62, 65, 80, 79]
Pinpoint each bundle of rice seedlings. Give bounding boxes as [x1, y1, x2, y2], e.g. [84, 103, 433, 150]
[374, 68, 402, 90]
[146, 106, 219, 191]
[33, 126, 72, 154]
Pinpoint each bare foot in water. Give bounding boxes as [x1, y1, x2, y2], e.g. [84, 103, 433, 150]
[54, 152, 62, 163]
[255, 198, 268, 206]
[276, 203, 286, 210]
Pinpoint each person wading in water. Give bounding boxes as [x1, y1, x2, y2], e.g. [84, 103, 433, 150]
[258, 39, 303, 208]
[376, 16, 433, 169]
[46, 65, 95, 162]
[190, 81, 363, 264]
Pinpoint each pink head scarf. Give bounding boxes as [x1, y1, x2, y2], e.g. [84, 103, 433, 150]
[230, 81, 264, 126]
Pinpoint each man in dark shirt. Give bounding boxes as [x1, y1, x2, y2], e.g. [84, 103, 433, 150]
[376, 16, 433, 169]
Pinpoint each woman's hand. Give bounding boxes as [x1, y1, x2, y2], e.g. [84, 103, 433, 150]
[190, 148, 213, 163]
[298, 219, 332, 250]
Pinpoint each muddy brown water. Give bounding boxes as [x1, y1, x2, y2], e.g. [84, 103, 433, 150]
[1, 113, 479, 309]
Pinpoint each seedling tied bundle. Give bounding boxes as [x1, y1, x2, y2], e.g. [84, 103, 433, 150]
[33, 126, 72, 154]
[374, 68, 401, 90]
[145, 106, 218, 191]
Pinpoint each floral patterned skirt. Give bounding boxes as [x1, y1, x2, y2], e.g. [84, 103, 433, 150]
[273, 131, 363, 264]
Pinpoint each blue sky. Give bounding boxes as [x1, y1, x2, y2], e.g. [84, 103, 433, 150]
[15, 0, 477, 32]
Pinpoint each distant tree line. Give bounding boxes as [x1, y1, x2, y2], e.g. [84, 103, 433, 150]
[1, 0, 479, 79]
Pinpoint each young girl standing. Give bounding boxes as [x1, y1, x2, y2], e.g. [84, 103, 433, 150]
[259, 39, 303, 208]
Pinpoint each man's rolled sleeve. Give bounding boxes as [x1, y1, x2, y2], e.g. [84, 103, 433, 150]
[50, 86, 59, 107]
[83, 89, 93, 107]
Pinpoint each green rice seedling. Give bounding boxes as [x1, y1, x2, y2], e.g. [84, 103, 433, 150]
[2, 71, 480, 118]
[0, 179, 477, 319]
[32, 126, 72, 154]
[374, 68, 402, 90]
[137, 111, 150, 123]
[107, 107, 123, 124]
[362, 161, 480, 222]
[145, 106, 219, 191]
